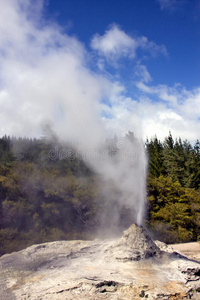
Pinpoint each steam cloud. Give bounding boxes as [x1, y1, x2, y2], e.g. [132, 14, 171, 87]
[0, 0, 148, 226]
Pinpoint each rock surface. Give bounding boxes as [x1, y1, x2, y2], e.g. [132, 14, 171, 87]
[0, 224, 200, 299]
[170, 242, 200, 262]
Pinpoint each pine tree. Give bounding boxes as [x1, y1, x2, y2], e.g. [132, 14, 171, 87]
[146, 137, 164, 177]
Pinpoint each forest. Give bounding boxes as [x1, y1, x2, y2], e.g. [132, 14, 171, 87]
[0, 131, 200, 256]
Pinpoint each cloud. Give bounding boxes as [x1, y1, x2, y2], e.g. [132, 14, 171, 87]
[136, 82, 179, 104]
[157, 0, 186, 11]
[90, 24, 138, 60]
[134, 64, 152, 83]
[135, 81, 200, 141]
[90, 24, 167, 63]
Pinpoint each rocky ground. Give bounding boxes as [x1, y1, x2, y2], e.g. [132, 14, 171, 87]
[0, 224, 200, 300]
[169, 242, 200, 262]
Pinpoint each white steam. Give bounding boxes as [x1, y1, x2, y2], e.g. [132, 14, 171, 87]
[0, 0, 147, 226]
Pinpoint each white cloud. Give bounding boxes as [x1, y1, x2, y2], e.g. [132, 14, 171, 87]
[136, 82, 179, 104]
[157, 0, 186, 11]
[90, 24, 167, 62]
[135, 82, 200, 141]
[90, 24, 138, 60]
[136, 36, 168, 57]
[134, 64, 152, 83]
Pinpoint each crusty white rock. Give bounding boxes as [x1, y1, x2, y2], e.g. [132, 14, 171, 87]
[0, 224, 200, 299]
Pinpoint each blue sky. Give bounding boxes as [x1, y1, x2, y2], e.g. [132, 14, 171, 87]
[0, 0, 200, 142]
[46, 0, 200, 89]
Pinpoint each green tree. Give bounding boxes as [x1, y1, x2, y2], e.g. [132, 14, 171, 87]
[146, 137, 164, 177]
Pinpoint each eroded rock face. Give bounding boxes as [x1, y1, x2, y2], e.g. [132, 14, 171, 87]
[0, 223, 200, 300]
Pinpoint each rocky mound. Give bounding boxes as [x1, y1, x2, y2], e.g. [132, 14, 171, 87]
[113, 223, 161, 261]
[0, 223, 200, 299]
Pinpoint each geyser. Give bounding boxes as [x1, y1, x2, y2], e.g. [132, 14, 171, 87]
[0, 0, 147, 228]
[59, 130, 147, 229]
[88, 131, 147, 227]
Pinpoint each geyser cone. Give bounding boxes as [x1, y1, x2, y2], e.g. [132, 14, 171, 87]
[114, 223, 161, 261]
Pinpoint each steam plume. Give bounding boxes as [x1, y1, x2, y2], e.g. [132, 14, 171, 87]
[0, 0, 147, 227]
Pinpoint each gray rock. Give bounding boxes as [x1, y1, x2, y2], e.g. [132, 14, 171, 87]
[113, 223, 161, 261]
[0, 223, 200, 299]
